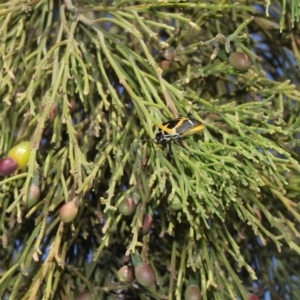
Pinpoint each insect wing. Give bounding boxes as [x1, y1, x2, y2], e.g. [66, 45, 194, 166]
[179, 118, 205, 136]
[156, 117, 204, 142]
[159, 118, 183, 134]
[155, 119, 181, 142]
[173, 118, 194, 134]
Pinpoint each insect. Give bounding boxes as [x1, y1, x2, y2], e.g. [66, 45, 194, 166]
[139, 117, 204, 159]
[155, 117, 205, 143]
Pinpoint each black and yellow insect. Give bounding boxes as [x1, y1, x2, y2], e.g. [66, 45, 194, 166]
[155, 117, 205, 143]
[139, 117, 204, 158]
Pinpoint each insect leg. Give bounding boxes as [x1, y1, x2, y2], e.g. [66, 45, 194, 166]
[168, 140, 173, 160]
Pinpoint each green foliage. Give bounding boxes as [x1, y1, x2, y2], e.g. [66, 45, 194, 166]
[1, 0, 300, 299]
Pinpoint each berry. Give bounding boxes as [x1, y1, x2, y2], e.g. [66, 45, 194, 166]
[0, 157, 18, 176]
[59, 201, 78, 223]
[229, 52, 251, 71]
[135, 263, 156, 287]
[8, 141, 31, 169]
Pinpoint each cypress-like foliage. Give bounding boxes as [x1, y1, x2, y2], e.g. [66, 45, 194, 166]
[0, 1, 300, 299]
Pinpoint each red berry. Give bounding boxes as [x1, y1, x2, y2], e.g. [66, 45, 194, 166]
[184, 285, 202, 300]
[42, 103, 58, 121]
[59, 201, 78, 223]
[0, 157, 18, 176]
[48, 103, 58, 121]
[118, 265, 135, 283]
[76, 291, 96, 300]
[229, 52, 251, 71]
[27, 185, 41, 207]
[141, 214, 153, 235]
[134, 263, 156, 287]
[119, 198, 137, 216]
